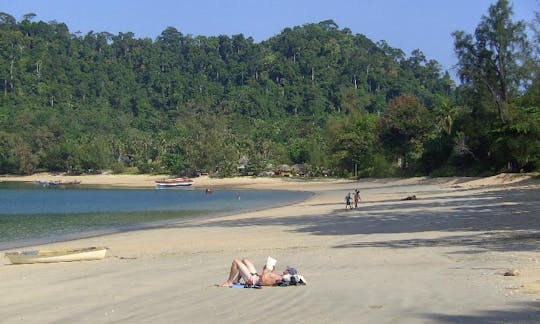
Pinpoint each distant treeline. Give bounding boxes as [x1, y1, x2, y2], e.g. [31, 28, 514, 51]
[0, 1, 538, 177]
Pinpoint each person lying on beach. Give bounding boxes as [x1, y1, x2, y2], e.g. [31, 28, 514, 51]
[220, 258, 287, 287]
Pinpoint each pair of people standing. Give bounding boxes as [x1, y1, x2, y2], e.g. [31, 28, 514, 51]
[345, 189, 361, 209]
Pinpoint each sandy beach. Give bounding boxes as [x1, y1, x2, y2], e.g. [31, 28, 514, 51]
[1, 174, 539, 323]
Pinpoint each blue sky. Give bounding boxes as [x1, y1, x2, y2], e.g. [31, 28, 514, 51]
[1, 0, 537, 76]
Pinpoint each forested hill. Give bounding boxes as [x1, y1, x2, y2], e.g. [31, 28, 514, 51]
[0, 7, 538, 177]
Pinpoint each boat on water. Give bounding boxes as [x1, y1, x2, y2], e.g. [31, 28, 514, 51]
[36, 179, 81, 186]
[36, 179, 62, 186]
[155, 177, 193, 188]
[5, 247, 108, 264]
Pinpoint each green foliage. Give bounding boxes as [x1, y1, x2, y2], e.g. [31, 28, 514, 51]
[325, 112, 379, 176]
[111, 162, 127, 174]
[0, 8, 536, 177]
[378, 94, 432, 170]
[369, 153, 397, 177]
[451, 0, 539, 173]
[491, 105, 540, 171]
[288, 138, 310, 164]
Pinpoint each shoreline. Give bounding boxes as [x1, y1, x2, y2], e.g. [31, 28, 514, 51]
[0, 180, 316, 251]
[1, 172, 346, 189]
[2, 173, 539, 323]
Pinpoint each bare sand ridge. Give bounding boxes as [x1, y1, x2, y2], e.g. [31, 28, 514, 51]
[1, 174, 539, 323]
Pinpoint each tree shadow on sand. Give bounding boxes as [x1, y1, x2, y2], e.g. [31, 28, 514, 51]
[182, 187, 540, 252]
[421, 301, 540, 323]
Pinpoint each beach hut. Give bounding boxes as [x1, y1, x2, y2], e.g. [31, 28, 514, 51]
[276, 164, 292, 177]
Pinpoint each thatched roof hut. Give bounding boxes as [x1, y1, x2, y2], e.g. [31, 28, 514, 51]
[276, 164, 292, 176]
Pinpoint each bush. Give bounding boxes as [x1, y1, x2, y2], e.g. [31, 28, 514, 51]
[369, 154, 396, 177]
[111, 162, 126, 174]
[429, 165, 458, 177]
[136, 161, 159, 174]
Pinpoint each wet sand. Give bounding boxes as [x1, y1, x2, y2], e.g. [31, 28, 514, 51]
[1, 174, 539, 323]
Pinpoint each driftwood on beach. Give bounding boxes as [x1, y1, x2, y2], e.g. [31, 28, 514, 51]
[402, 195, 417, 200]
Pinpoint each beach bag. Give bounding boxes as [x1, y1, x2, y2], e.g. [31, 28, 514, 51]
[276, 266, 307, 286]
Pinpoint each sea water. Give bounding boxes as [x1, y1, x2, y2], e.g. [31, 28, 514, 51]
[0, 182, 311, 250]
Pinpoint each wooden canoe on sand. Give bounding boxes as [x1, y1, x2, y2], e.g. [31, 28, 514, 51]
[155, 177, 193, 188]
[5, 247, 108, 264]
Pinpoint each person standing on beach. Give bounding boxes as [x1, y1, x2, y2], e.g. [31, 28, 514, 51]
[345, 192, 352, 209]
[354, 189, 360, 208]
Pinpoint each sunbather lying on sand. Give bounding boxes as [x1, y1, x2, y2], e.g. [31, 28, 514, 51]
[220, 258, 287, 287]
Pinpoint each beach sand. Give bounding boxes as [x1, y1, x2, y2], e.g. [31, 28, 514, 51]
[1, 174, 539, 323]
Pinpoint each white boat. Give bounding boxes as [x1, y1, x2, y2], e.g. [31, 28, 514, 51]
[35, 179, 81, 186]
[36, 179, 63, 186]
[155, 177, 193, 188]
[5, 247, 108, 264]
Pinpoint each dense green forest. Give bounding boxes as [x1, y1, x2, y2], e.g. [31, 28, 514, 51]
[1, 0, 538, 177]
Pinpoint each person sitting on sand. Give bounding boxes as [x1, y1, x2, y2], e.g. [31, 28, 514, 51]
[220, 258, 286, 287]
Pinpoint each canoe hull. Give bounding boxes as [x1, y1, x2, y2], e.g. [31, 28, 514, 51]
[5, 247, 108, 264]
[155, 182, 193, 188]
[155, 177, 193, 188]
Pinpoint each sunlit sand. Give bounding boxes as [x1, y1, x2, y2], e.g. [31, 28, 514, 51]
[1, 174, 538, 323]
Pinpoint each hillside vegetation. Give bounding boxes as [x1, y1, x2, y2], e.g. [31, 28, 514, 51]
[1, 1, 538, 177]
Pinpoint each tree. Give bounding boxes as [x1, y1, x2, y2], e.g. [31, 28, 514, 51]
[0, 12, 16, 26]
[453, 0, 529, 123]
[0, 16, 461, 176]
[325, 112, 379, 176]
[452, 0, 538, 172]
[378, 94, 431, 170]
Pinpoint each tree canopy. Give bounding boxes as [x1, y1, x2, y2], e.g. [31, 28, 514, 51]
[1, 1, 538, 177]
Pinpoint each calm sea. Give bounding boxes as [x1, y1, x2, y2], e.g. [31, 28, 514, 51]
[0, 182, 311, 250]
